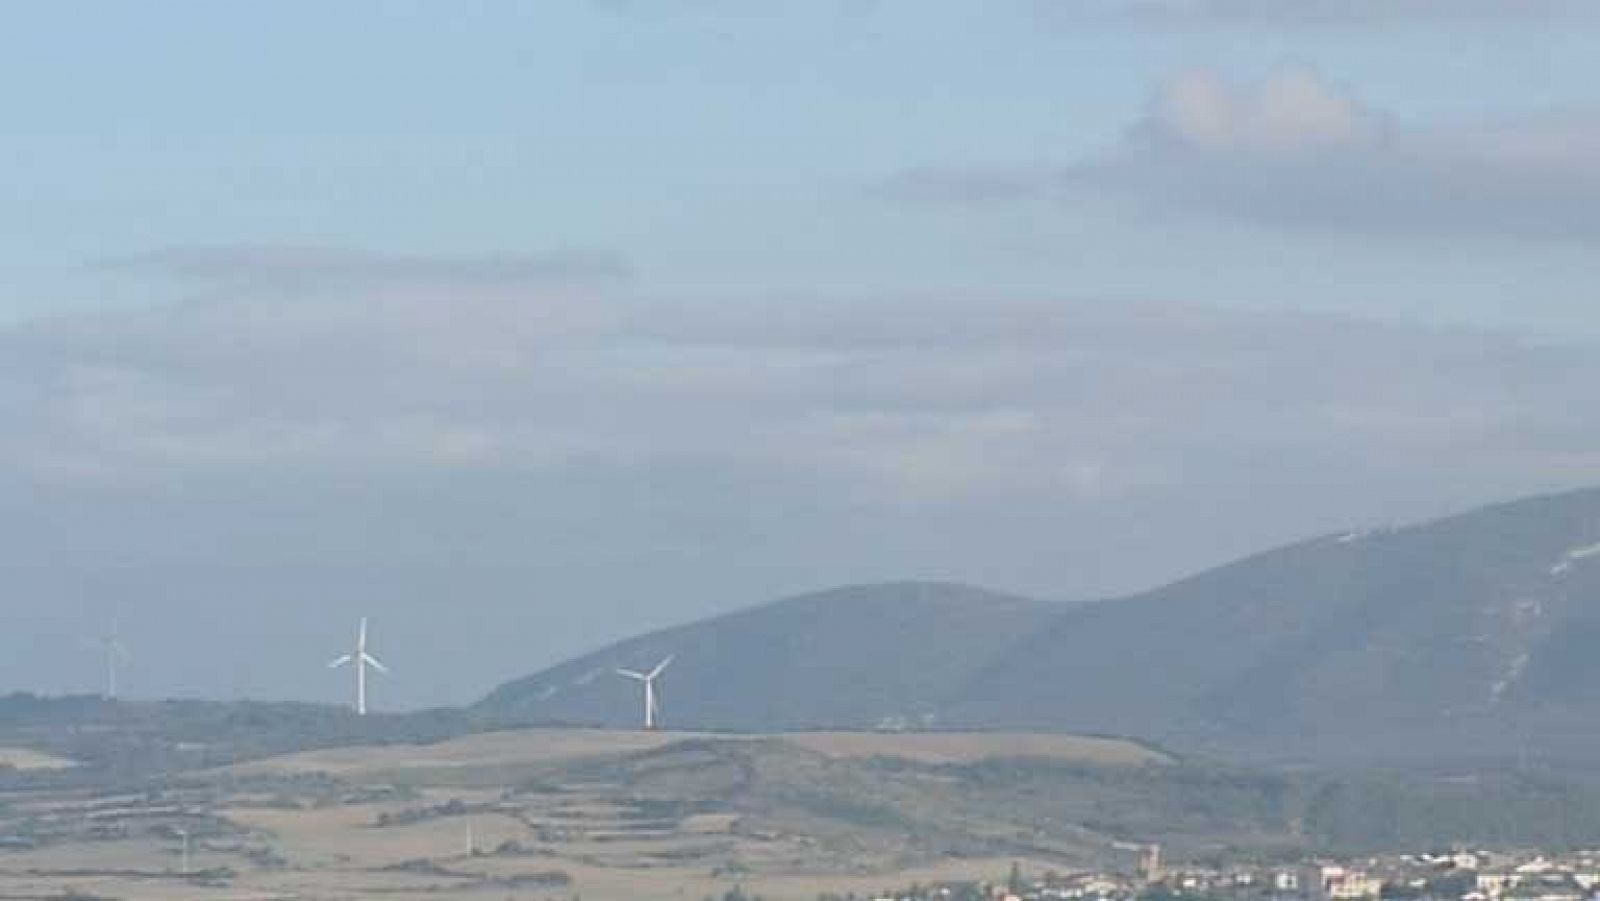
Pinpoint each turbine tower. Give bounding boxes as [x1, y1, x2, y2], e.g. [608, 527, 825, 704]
[328, 617, 388, 715]
[616, 655, 674, 730]
[91, 620, 130, 700]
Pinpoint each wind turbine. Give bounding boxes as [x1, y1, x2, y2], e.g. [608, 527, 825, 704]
[175, 827, 190, 875]
[89, 620, 130, 700]
[328, 617, 388, 716]
[616, 655, 674, 730]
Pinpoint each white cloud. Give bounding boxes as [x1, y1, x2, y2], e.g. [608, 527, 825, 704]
[1102, 69, 1600, 239]
[895, 66, 1600, 242]
[1141, 67, 1387, 155]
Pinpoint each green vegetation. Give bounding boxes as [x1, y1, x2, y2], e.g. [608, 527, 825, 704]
[946, 755, 1600, 854]
[0, 692, 517, 790]
[471, 734, 1600, 859]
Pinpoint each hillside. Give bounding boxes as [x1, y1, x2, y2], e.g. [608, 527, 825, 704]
[0, 693, 485, 788]
[212, 729, 1600, 871]
[479, 486, 1600, 764]
[478, 581, 1057, 731]
[231, 728, 1167, 781]
[954, 485, 1600, 761]
[18, 727, 1600, 901]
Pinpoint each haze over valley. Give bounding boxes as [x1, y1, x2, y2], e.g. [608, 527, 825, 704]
[1, 3, 1598, 898]
[5, 4, 1600, 709]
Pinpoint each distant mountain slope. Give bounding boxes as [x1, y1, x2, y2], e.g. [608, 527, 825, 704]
[953, 485, 1600, 760]
[476, 581, 1056, 730]
[480, 486, 1600, 763]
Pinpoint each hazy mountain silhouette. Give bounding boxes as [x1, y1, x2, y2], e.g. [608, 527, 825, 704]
[479, 486, 1600, 764]
[478, 581, 1055, 731]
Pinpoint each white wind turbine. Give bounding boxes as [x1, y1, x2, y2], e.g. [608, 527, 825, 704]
[88, 620, 130, 700]
[328, 617, 388, 716]
[616, 655, 674, 731]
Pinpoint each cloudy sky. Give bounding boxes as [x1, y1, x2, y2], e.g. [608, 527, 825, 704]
[1, 2, 1597, 707]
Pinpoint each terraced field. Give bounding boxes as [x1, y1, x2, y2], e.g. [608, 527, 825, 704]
[0, 729, 1169, 900]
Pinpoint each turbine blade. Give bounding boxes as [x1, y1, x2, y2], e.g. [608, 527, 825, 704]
[648, 654, 675, 679]
[616, 669, 646, 680]
[328, 655, 353, 669]
[362, 653, 389, 674]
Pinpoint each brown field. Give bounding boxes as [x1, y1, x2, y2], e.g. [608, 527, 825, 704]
[783, 730, 1168, 765]
[229, 727, 680, 776]
[230, 727, 1166, 779]
[0, 730, 1160, 900]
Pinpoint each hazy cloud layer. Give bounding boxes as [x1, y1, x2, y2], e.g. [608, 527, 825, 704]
[892, 67, 1600, 241]
[102, 245, 632, 292]
[1050, 0, 1600, 27]
[4, 249, 1600, 704]
[12, 265, 1598, 496]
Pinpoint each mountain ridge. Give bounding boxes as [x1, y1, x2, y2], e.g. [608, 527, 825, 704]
[479, 580, 1058, 730]
[478, 485, 1600, 764]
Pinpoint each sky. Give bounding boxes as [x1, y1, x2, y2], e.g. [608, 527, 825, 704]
[1, 1, 1598, 707]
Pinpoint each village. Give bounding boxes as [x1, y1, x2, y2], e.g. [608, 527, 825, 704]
[836, 848, 1600, 901]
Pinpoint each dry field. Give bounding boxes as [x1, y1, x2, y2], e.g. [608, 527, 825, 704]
[782, 730, 1168, 766]
[0, 730, 1159, 900]
[230, 727, 1166, 780]
[229, 727, 681, 777]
